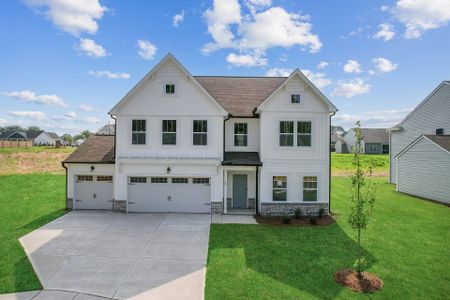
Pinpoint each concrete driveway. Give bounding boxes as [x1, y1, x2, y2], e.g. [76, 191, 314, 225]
[19, 211, 210, 300]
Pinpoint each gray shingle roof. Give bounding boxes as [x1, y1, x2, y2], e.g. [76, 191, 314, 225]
[425, 135, 450, 152]
[360, 128, 389, 144]
[63, 135, 114, 164]
[46, 132, 60, 140]
[222, 152, 262, 166]
[195, 76, 286, 117]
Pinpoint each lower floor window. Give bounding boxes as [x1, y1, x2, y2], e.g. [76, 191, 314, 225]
[272, 176, 287, 201]
[97, 176, 113, 182]
[193, 178, 210, 184]
[172, 177, 188, 184]
[151, 177, 168, 183]
[130, 177, 146, 183]
[303, 176, 318, 201]
[77, 175, 93, 182]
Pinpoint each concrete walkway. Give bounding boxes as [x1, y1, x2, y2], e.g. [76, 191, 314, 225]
[17, 211, 210, 300]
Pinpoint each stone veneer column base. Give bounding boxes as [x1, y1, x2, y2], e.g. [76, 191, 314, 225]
[211, 202, 223, 214]
[260, 203, 328, 217]
[66, 198, 73, 211]
[113, 200, 127, 212]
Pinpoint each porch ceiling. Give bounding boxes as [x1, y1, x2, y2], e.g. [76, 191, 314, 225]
[222, 152, 262, 166]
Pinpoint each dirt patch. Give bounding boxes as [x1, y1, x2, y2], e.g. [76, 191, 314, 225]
[335, 269, 383, 293]
[255, 215, 335, 226]
[0, 151, 71, 175]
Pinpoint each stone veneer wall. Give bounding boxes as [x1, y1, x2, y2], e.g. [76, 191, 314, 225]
[211, 202, 223, 214]
[261, 202, 328, 216]
[66, 198, 73, 210]
[113, 200, 127, 212]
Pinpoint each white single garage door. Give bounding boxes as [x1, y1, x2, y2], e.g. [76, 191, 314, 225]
[74, 175, 114, 210]
[128, 176, 211, 213]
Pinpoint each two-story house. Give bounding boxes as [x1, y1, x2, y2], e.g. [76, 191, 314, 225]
[63, 54, 338, 216]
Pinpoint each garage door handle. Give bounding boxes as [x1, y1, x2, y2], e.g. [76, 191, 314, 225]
[75, 200, 82, 202]
[128, 202, 135, 204]
[107, 200, 113, 202]
[204, 203, 210, 206]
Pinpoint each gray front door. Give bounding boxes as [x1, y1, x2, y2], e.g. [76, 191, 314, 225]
[233, 175, 247, 209]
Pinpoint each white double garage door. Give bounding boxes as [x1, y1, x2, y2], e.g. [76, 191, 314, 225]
[74, 175, 211, 213]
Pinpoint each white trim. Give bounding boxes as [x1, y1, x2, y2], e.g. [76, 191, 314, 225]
[109, 53, 228, 116]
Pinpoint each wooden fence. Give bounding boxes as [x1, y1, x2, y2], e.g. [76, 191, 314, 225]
[0, 140, 33, 148]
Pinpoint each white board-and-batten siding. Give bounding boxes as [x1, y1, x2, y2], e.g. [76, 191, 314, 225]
[397, 137, 450, 204]
[225, 118, 260, 152]
[390, 82, 450, 183]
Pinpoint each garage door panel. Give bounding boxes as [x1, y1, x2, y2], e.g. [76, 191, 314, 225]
[75, 175, 113, 210]
[128, 177, 211, 213]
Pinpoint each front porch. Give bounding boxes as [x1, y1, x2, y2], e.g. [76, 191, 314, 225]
[222, 152, 262, 215]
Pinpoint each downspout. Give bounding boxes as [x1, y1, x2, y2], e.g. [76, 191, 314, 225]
[255, 166, 259, 215]
[223, 114, 231, 158]
[109, 113, 117, 160]
[329, 112, 336, 214]
[222, 114, 231, 214]
[61, 162, 68, 210]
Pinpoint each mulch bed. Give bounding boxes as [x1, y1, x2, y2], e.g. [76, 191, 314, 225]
[255, 215, 335, 226]
[335, 269, 383, 293]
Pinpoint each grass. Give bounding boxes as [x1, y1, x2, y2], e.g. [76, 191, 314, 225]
[0, 174, 66, 293]
[206, 177, 450, 299]
[331, 153, 389, 176]
[0, 147, 74, 175]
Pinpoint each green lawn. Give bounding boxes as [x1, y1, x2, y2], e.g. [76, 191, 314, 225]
[0, 146, 74, 155]
[0, 174, 66, 293]
[206, 177, 450, 299]
[331, 153, 389, 176]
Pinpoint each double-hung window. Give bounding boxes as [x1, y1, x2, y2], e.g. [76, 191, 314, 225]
[162, 120, 176, 145]
[165, 84, 175, 94]
[303, 176, 318, 201]
[193, 120, 207, 146]
[297, 121, 312, 146]
[279, 121, 294, 146]
[234, 123, 248, 147]
[132, 120, 146, 145]
[273, 176, 287, 201]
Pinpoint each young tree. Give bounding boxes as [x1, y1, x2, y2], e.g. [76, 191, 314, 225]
[61, 134, 73, 144]
[348, 121, 376, 278]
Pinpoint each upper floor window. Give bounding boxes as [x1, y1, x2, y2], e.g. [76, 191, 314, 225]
[279, 121, 294, 146]
[273, 176, 287, 201]
[297, 122, 312, 147]
[234, 123, 248, 147]
[165, 84, 175, 94]
[132, 119, 146, 145]
[291, 94, 301, 104]
[303, 176, 318, 201]
[162, 120, 177, 145]
[193, 120, 207, 146]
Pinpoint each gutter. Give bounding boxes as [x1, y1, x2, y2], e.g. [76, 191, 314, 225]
[222, 114, 231, 159]
[329, 111, 336, 214]
[61, 162, 68, 210]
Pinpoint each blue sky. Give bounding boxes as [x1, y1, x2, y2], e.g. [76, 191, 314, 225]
[1, 0, 449, 135]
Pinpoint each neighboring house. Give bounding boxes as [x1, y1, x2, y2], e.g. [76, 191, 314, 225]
[73, 139, 85, 146]
[0, 130, 60, 146]
[62, 54, 338, 216]
[396, 135, 450, 204]
[330, 134, 340, 152]
[388, 81, 450, 203]
[97, 124, 115, 135]
[335, 128, 389, 154]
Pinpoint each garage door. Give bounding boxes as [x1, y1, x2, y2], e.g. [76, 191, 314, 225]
[74, 175, 114, 210]
[128, 176, 211, 213]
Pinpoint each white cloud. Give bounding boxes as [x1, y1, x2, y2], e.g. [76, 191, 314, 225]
[78, 38, 107, 58]
[266, 67, 292, 77]
[0, 118, 8, 126]
[333, 108, 412, 129]
[173, 10, 185, 27]
[8, 111, 47, 121]
[332, 78, 370, 98]
[341, 27, 363, 39]
[317, 61, 329, 69]
[137, 39, 157, 60]
[278, 54, 287, 62]
[79, 104, 94, 112]
[372, 57, 398, 73]
[84, 117, 99, 124]
[226, 53, 267, 67]
[343, 60, 362, 74]
[2, 90, 67, 107]
[88, 70, 130, 79]
[52, 111, 78, 121]
[24, 0, 107, 36]
[202, 0, 321, 64]
[301, 69, 332, 88]
[391, 0, 450, 39]
[373, 23, 395, 41]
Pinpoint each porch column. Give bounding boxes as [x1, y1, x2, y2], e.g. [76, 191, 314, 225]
[223, 169, 228, 214]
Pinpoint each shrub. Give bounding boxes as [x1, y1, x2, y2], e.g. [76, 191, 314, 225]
[318, 208, 325, 219]
[294, 208, 302, 219]
[353, 257, 368, 278]
[309, 216, 317, 225]
[282, 215, 291, 224]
